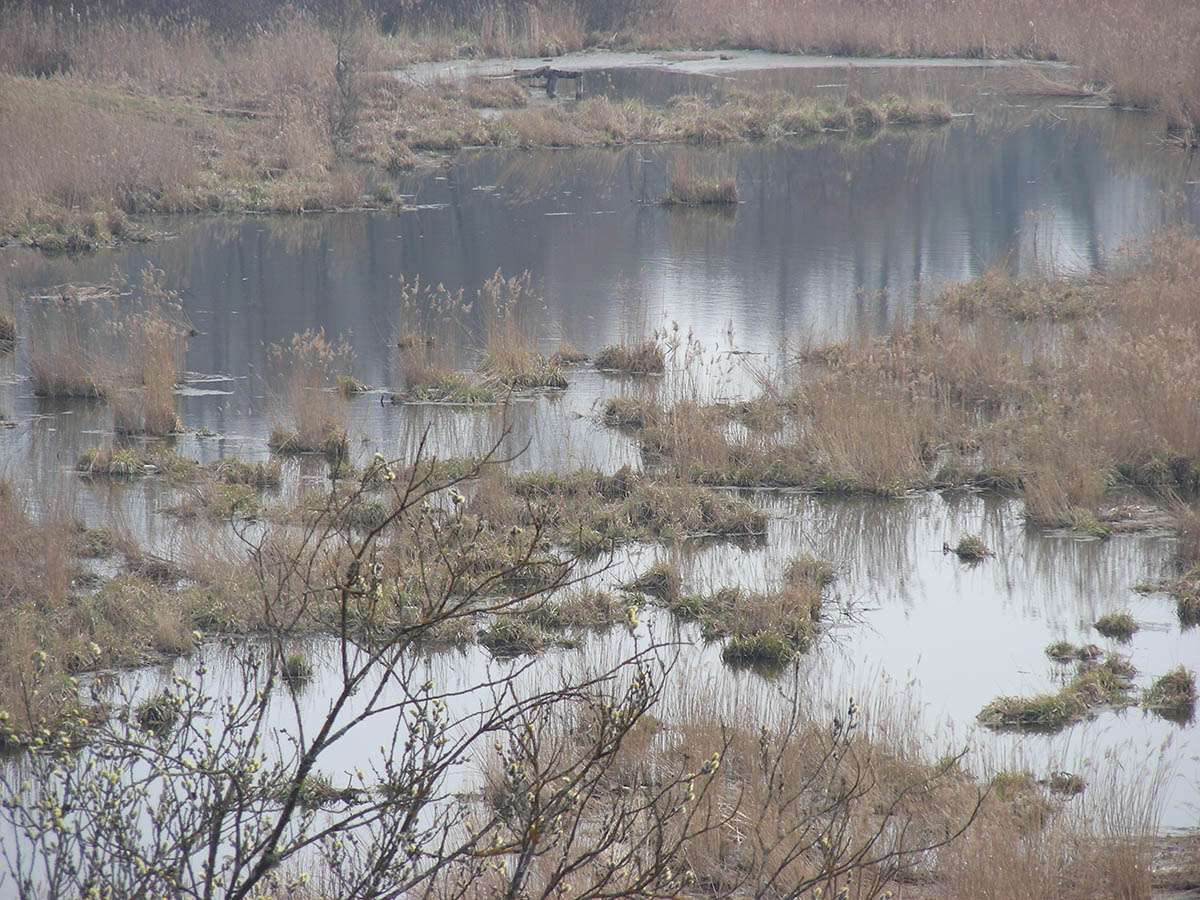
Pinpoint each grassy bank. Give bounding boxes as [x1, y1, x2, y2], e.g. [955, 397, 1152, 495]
[0, 0, 1070, 252]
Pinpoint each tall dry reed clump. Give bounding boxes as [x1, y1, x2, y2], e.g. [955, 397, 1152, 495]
[266, 328, 355, 457]
[477, 270, 567, 389]
[393, 277, 468, 393]
[110, 267, 190, 436]
[27, 297, 110, 401]
[0, 484, 77, 732]
[25, 268, 190, 433]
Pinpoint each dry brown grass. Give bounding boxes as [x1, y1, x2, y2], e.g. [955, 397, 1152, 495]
[393, 275, 469, 393]
[479, 678, 1146, 900]
[0, 483, 253, 739]
[662, 149, 739, 206]
[603, 228, 1200, 530]
[653, 0, 1200, 137]
[265, 329, 354, 455]
[0, 5, 394, 244]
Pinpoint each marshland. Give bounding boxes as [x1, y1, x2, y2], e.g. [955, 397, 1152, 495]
[2, 0, 1200, 897]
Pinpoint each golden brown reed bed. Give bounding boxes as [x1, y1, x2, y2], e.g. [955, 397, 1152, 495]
[607, 228, 1200, 543]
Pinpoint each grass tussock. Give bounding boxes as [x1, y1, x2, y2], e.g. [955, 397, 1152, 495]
[594, 340, 665, 375]
[662, 150, 739, 206]
[1045, 641, 1102, 663]
[521, 587, 622, 631]
[506, 467, 767, 551]
[76, 445, 199, 481]
[477, 270, 568, 391]
[952, 534, 991, 561]
[699, 556, 832, 670]
[1143, 666, 1196, 724]
[978, 655, 1137, 733]
[1094, 611, 1138, 642]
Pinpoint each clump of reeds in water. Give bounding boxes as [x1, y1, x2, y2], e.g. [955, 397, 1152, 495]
[25, 269, 189, 434]
[1143, 666, 1196, 723]
[392, 276, 486, 403]
[978, 654, 1137, 732]
[1094, 611, 1138, 642]
[265, 328, 354, 456]
[593, 340, 665, 374]
[111, 269, 189, 436]
[476, 270, 568, 391]
[662, 148, 739, 206]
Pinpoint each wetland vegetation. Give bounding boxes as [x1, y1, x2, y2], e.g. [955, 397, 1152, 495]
[2, 0, 1200, 896]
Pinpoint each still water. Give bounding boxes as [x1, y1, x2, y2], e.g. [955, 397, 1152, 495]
[1, 56, 1197, 829]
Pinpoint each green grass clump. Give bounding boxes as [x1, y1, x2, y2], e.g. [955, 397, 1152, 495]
[481, 352, 568, 391]
[76, 526, 117, 559]
[135, 693, 179, 738]
[396, 374, 495, 404]
[213, 458, 281, 488]
[76, 446, 146, 478]
[478, 616, 561, 658]
[938, 273, 1101, 322]
[1045, 641, 1102, 663]
[693, 556, 832, 672]
[593, 341, 665, 375]
[507, 469, 765, 551]
[601, 396, 660, 429]
[522, 588, 621, 631]
[1094, 612, 1138, 642]
[282, 651, 314, 686]
[978, 655, 1136, 733]
[662, 176, 739, 206]
[0, 315, 15, 349]
[1143, 666, 1196, 724]
[623, 561, 681, 602]
[336, 374, 372, 396]
[721, 629, 795, 670]
[952, 534, 991, 561]
[268, 424, 350, 460]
